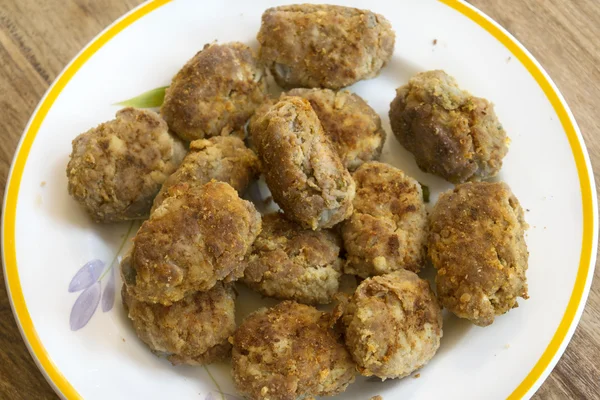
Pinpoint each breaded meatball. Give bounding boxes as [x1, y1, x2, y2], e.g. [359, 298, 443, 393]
[340, 270, 443, 379]
[121, 181, 261, 305]
[232, 301, 355, 400]
[258, 4, 395, 89]
[122, 281, 235, 365]
[152, 136, 260, 211]
[285, 88, 385, 170]
[246, 99, 276, 149]
[389, 70, 508, 183]
[251, 96, 355, 230]
[66, 107, 186, 222]
[341, 162, 427, 278]
[161, 42, 267, 141]
[243, 213, 343, 305]
[429, 181, 529, 326]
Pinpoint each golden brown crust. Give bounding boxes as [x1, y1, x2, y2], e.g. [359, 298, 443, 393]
[284, 89, 385, 170]
[243, 213, 343, 305]
[251, 96, 355, 230]
[389, 70, 508, 183]
[66, 107, 186, 222]
[258, 4, 395, 89]
[232, 301, 355, 400]
[122, 282, 235, 365]
[341, 162, 427, 278]
[161, 42, 267, 141]
[152, 136, 260, 211]
[428, 181, 529, 326]
[121, 181, 261, 305]
[341, 270, 443, 379]
[246, 99, 277, 154]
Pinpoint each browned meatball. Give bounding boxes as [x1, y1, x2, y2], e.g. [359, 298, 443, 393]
[66, 107, 186, 222]
[152, 136, 260, 211]
[161, 42, 267, 141]
[389, 70, 508, 183]
[246, 99, 276, 149]
[121, 181, 261, 305]
[341, 162, 427, 278]
[251, 96, 355, 230]
[429, 182, 529, 326]
[122, 281, 235, 365]
[340, 270, 443, 379]
[243, 213, 343, 305]
[284, 89, 385, 170]
[258, 4, 395, 89]
[232, 301, 355, 400]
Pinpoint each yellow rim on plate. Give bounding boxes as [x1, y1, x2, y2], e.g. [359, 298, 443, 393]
[1, 0, 596, 399]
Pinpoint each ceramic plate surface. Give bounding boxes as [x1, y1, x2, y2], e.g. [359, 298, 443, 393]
[2, 0, 597, 399]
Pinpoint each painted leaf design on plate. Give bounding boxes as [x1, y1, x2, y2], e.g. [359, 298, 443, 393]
[114, 86, 168, 108]
[68, 259, 105, 292]
[70, 281, 101, 331]
[419, 182, 430, 203]
[101, 264, 116, 312]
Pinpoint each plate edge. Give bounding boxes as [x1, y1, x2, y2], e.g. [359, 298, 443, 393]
[1, 0, 597, 399]
[1, 1, 173, 399]
[439, 1, 599, 399]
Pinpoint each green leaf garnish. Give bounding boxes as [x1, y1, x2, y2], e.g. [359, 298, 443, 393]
[419, 182, 430, 203]
[114, 86, 168, 108]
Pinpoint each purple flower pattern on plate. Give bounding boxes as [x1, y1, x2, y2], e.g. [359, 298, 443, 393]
[68, 222, 135, 331]
[101, 265, 117, 312]
[66, 218, 236, 398]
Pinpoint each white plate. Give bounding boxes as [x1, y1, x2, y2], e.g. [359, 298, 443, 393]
[2, 0, 597, 399]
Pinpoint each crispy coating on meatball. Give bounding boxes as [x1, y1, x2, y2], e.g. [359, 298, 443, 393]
[389, 70, 508, 183]
[243, 213, 343, 305]
[122, 281, 235, 365]
[284, 89, 385, 170]
[429, 181, 529, 326]
[152, 136, 260, 211]
[340, 270, 443, 379]
[232, 301, 355, 400]
[66, 107, 186, 222]
[246, 99, 276, 149]
[251, 96, 355, 230]
[258, 4, 395, 89]
[341, 162, 427, 278]
[161, 42, 267, 141]
[121, 181, 261, 305]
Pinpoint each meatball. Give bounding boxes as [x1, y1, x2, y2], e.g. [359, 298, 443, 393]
[246, 99, 276, 149]
[258, 4, 395, 89]
[122, 281, 235, 365]
[66, 107, 186, 222]
[121, 181, 261, 305]
[340, 270, 443, 379]
[428, 181, 529, 326]
[152, 136, 260, 211]
[161, 42, 267, 141]
[389, 70, 508, 183]
[243, 213, 343, 305]
[251, 96, 355, 230]
[232, 301, 355, 400]
[284, 88, 385, 170]
[341, 162, 427, 278]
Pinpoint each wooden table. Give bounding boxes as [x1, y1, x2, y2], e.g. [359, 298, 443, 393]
[0, 1, 598, 398]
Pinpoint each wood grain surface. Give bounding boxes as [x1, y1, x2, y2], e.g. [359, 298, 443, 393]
[0, 1, 598, 399]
